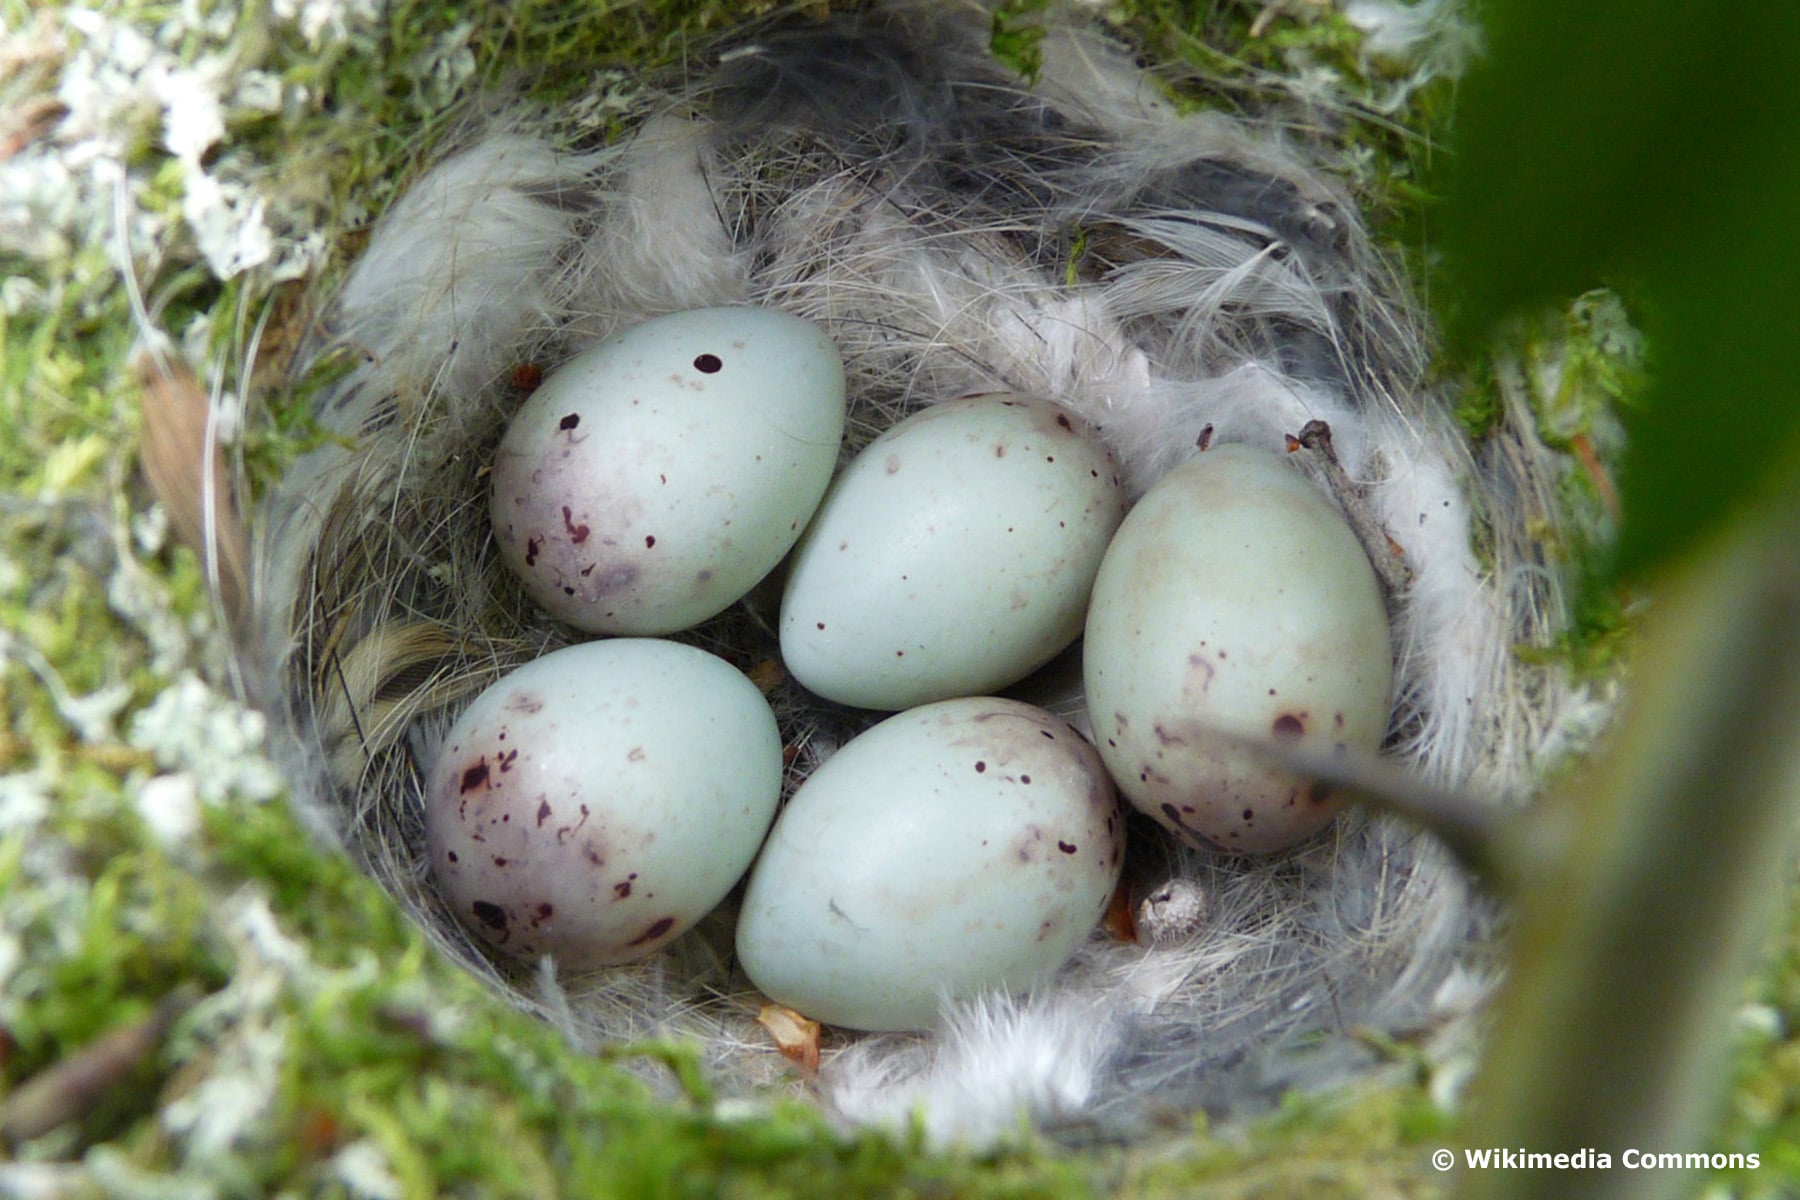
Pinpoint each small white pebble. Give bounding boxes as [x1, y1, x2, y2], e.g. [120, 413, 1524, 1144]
[1135, 878, 1207, 944]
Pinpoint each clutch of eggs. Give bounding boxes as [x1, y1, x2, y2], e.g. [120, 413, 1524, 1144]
[449, 304, 1395, 1029]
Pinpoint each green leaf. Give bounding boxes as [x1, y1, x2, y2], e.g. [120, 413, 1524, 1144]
[1440, 0, 1800, 581]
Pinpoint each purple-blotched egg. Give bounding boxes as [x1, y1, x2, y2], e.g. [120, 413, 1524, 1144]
[425, 638, 782, 968]
[490, 307, 845, 634]
[1084, 444, 1394, 855]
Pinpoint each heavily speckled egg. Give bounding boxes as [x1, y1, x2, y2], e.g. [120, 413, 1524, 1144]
[779, 394, 1127, 710]
[490, 306, 846, 634]
[425, 638, 782, 968]
[735, 696, 1125, 1031]
[1083, 443, 1393, 855]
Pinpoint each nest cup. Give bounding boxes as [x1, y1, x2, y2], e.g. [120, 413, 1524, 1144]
[255, 4, 1577, 1142]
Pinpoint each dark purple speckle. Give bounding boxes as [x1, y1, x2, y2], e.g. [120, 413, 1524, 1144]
[471, 901, 507, 931]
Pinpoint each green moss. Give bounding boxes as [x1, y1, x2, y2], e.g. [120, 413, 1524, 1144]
[990, 0, 1054, 81]
[1710, 884, 1800, 1196]
[1120, 1085, 1450, 1199]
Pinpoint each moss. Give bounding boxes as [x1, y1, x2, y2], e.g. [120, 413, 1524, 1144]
[990, 0, 1055, 81]
[1710, 883, 1800, 1197]
[1120, 1085, 1451, 1198]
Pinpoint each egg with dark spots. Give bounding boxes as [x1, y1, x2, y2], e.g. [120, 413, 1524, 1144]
[489, 306, 845, 634]
[778, 394, 1127, 710]
[735, 697, 1124, 1031]
[1084, 444, 1393, 854]
[425, 638, 783, 969]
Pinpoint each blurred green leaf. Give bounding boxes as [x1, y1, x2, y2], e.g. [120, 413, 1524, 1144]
[1440, 0, 1800, 581]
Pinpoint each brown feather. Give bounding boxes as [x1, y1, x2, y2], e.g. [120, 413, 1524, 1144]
[135, 352, 251, 626]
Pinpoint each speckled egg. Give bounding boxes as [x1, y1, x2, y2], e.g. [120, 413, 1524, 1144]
[734, 697, 1125, 1031]
[1083, 443, 1393, 854]
[424, 638, 782, 968]
[490, 306, 846, 634]
[779, 394, 1128, 710]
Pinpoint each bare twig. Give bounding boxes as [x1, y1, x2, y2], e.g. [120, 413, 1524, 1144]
[0, 985, 203, 1146]
[1286, 420, 1414, 598]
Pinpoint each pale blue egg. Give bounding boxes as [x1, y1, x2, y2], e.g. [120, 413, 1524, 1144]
[735, 697, 1125, 1031]
[1084, 444, 1393, 854]
[779, 395, 1127, 710]
[491, 307, 845, 634]
[425, 638, 782, 968]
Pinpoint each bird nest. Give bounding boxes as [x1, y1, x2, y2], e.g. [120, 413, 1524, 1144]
[251, 4, 1581, 1143]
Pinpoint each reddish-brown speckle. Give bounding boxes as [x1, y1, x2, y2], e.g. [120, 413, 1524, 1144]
[1058, 841, 1077, 854]
[558, 412, 580, 431]
[1272, 713, 1306, 739]
[460, 760, 489, 793]
[694, 353, 722, 373]
[554, 804, 590, 845]
[524, 536, 542, 567]
[626, 917, 676, 946]
[644, 535, 656, 548]
[536, 800, 552, 827]
[562, 506, 591, 544]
